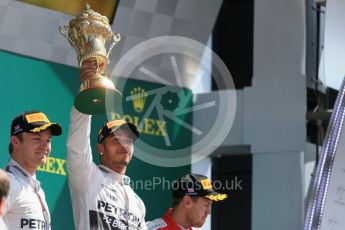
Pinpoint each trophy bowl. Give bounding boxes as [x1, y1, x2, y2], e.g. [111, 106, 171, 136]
[59, 4, 122, 115]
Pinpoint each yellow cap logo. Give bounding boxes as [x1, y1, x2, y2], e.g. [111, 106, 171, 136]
[206, 194, 228, 201]
[106, 120, 126, 129]
[200, 179, 212, 190]
[26, 113, 50, 123]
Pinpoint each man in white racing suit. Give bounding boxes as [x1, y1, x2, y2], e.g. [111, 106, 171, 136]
[4, 110, 62, 230]
[66, 60, 147, 230]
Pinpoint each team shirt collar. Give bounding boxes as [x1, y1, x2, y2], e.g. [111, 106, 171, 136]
[7, 158, 41, 191]
[99, 164, 131, 185]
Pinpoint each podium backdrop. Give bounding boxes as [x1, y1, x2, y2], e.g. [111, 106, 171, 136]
[0, 50, 191, 229]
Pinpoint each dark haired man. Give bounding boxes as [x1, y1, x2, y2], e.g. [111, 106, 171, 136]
[4, 111, 62, 230]
[147, 174, 227, 230]
[66, 60, 146, 230]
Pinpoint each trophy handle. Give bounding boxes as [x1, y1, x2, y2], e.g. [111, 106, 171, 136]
[58, 26, 81, 58]
[107, 32, 121, 59]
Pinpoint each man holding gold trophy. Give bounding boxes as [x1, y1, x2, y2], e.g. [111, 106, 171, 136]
[61, 5, 147, 230]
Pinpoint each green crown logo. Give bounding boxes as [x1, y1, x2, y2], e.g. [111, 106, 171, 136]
[130, 87, 148, 113]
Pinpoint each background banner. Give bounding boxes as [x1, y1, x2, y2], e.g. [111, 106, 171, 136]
[0, 50, 191, 229]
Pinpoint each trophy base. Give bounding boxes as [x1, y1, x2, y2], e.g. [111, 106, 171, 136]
[74, 87, 122, 115]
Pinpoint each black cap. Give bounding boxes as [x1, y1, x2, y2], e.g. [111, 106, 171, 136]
[11, 111, 62, 136]
[97, 120, 139, 143]
[172, 174, 227, 202]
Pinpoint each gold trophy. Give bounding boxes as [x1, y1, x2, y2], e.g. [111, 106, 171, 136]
[59, 4, 122, 114]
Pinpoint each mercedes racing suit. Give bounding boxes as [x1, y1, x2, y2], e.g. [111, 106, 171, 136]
[4, 159, 50, 230]
[66, 107, 147, 230]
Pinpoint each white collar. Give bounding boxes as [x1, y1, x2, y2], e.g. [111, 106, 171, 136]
[7, 158, 41, 191]
[177, 224, 188, 230]
[99, 165, 131, 185]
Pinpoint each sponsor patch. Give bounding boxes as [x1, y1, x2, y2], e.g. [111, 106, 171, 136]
[89, 210, 128, 230]
[205, 194, 228, 201]
[106, 120, 126, 129]
[20, 218, 47, 229]
[147, 218, 167, 230]
[25, 113, 50, 123]
[200, 179, 212, 190]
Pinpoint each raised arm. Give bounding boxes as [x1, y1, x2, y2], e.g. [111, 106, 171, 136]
[66, 60, 99, 193]
[66, 107, 93, 192]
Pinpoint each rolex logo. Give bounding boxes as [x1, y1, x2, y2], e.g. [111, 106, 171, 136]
[130, 87, 147, 112]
